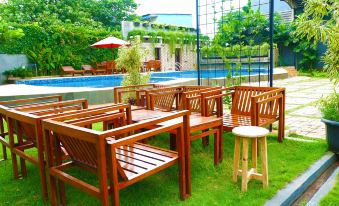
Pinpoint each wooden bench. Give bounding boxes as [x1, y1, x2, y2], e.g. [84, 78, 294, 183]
[43, 110, 190, 206]
[203, 86, 286, 142]
[1, 99, 88, 202]
[0, 95, 63, 161]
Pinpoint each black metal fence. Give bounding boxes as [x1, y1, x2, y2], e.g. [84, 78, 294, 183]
[196, 0, 274, 87]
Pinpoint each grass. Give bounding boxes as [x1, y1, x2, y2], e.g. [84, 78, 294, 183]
[0, 128, 328, 206]
[320, 172, 339, 206]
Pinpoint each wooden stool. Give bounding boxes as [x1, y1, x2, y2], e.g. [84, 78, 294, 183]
[232, 126, 269, 192]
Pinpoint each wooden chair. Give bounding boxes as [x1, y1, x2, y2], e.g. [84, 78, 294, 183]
[154, 60, 161, 71]
[82, 65, 106, 75]
[203, 86, 286, 142]
[113, 84, 166, 105]
[61, 66, 85, 76]
[105, 60, 116, 74]
[42, 109, 190, 206]
[0, 95, 63, 161]
[150, 91, 223, 196]
[1, 99, 88, 202]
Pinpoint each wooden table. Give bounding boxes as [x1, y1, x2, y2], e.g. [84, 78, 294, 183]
[131, 109, 223, 198]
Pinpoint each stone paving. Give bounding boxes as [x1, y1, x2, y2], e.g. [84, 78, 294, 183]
[246, 76, 337, 139]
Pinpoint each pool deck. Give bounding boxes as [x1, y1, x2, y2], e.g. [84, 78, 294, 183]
[0, 84, 104, 97]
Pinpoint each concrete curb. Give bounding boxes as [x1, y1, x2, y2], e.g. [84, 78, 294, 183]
[306, 165, 339, 206]
[265, 152, 337, 206]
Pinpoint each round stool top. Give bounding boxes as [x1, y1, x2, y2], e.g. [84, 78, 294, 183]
[232, 126, 269, 138]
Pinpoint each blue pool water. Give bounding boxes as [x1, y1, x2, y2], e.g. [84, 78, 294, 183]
[17, 69, 268, 88]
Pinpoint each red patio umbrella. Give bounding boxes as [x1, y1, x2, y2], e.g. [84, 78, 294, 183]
[90, 36, 130, 49]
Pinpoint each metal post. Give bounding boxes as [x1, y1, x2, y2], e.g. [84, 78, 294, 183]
[196, 0, 201, 85]
[269, 0, 274, 87]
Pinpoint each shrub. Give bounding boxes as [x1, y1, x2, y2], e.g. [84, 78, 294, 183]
[319, 92, 339, 122]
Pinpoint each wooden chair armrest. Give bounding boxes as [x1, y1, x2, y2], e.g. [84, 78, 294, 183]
[101, 110, 190, 138]
[203, 91, 234, 100]
[107, 123, 182, 148]
[251, 88, 285, 101]
[256, 94, 284, 105]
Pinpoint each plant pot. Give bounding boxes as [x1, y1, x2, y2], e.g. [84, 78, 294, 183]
[322, 118, 339, 153]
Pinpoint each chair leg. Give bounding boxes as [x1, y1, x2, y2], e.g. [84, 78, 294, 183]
[213, 130, 219, 165]
[261, 136, 269, 188]
[49, 175, 58, 206]
[278, 119, 284, 142]
[38, 150, 48, 202]
[233, 136, 241, 182]
[241, 138, 249, 192]
[59, 180, 66, 206]
[219, 126, 223, 163]
[11, 152, 20, 179]
[170, 133, 177, 151]
[251, 139, 257, 170]
[202, 132, 209, 147]
[20, 157, 27, 177]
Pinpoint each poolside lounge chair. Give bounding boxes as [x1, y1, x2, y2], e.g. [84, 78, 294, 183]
[82, 65, 106, 75]
[61, 66, 85, 76]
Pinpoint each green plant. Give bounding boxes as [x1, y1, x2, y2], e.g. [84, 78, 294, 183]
[318, 91, 339, 121]
[116, 38, 150, 87]
[2, 67, 34, 79]
[294, 0, 338, 84]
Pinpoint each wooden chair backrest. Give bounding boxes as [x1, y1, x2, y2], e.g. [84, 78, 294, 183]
[154, 60, 161, 71]
[145, 86, 182, 110]
[113, 84, 161, 104]
[231, 86, 285, 118]
[2, 99, 88, 143]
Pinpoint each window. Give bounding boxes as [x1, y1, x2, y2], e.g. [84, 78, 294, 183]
[155, 48, 161, 60]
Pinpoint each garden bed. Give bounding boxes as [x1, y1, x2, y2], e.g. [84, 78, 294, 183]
[0, 129, 327, 205]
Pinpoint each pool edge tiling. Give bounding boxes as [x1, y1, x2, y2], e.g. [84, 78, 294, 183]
[16, 69, 273, 88]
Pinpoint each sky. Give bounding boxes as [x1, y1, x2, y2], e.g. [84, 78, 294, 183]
[135, 0, 248, 33]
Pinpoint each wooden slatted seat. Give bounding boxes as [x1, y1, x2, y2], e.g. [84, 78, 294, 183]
[1, 99, 88, 202]
[115, 142, 178, 180]
[203, 86, 286, 142]
[0, 95, 63, 161]
[43, 110, 190, 206]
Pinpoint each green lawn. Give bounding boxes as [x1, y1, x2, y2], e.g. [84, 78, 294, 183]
[320, 172, 339, 206]
[0, 131, 328, 206]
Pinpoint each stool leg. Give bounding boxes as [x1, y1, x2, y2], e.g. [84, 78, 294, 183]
[251, 138, 257, 171]
[233, 136, 241, 182]
[261, 136, 269, 188]
[241, 138, 249, 192]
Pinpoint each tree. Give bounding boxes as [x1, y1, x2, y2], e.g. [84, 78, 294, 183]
[294, 0, 338, 84]
[0, 19, 24, 43]
[0, 0, 138, 29]
[116, 38, 150, 87]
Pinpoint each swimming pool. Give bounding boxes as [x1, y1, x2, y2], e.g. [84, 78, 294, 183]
[16, 68, 269, 88]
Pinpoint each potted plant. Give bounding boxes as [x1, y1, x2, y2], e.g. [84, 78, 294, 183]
[116, 38, 150, 104]
[319, 92, 339, 153]
[294, 0, 338, 152]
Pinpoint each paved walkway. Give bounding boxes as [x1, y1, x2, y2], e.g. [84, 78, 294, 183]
[246, 76, 336, 139]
